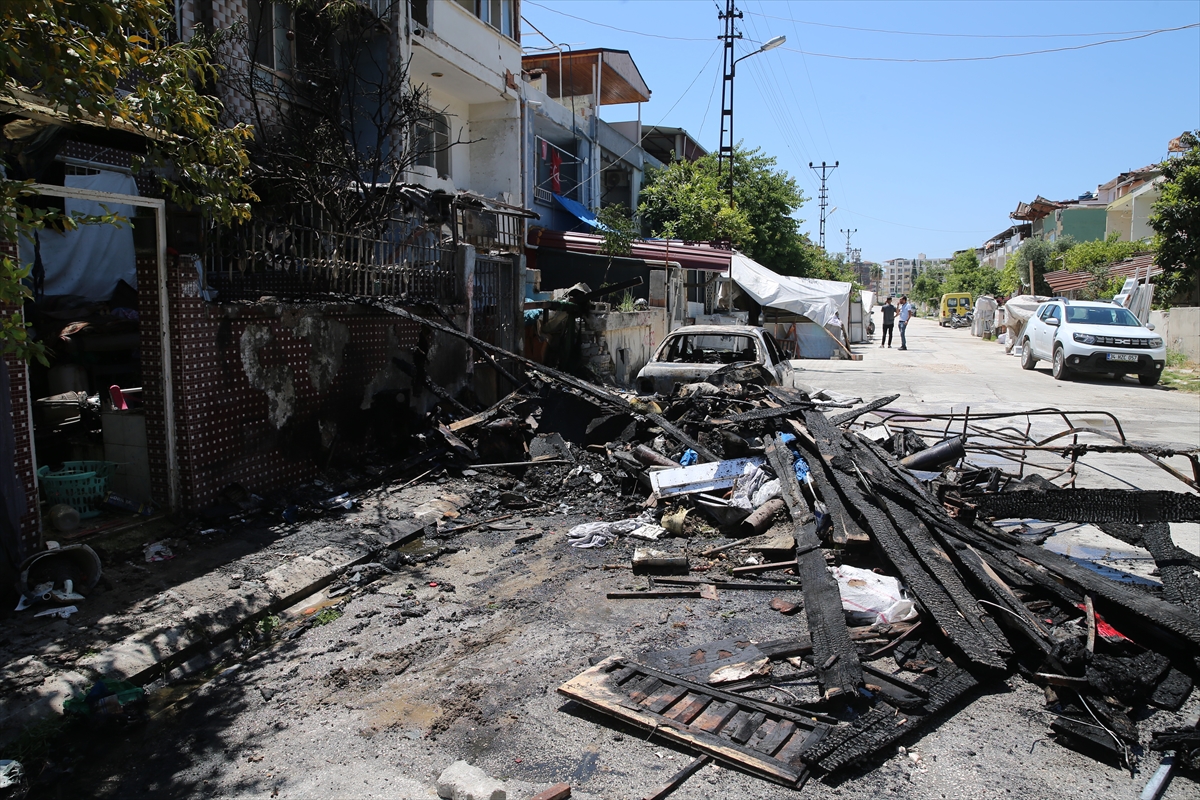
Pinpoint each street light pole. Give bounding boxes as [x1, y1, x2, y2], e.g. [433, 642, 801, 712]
[717, 0, 783, 207]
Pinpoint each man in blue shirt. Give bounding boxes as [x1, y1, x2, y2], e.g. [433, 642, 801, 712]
[896, 295, 916, 350]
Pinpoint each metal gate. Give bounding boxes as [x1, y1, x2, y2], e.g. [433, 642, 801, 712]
[472, 254, 515, 351]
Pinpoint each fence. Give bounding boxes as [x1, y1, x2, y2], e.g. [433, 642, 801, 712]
[207, 208, 459, 304]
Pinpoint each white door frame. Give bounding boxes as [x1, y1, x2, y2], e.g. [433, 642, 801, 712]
[28, 183, 179, 510]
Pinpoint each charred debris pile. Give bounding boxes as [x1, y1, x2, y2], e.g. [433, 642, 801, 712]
[366, 305, 1200, 795]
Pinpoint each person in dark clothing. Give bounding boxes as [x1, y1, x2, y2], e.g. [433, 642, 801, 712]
[879, 297, 896, 347]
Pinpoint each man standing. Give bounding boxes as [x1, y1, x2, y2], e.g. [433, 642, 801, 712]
[879, 297, 896, 348]
[897, 295, 916, 350]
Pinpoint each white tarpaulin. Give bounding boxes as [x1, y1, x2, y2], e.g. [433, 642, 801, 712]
[18, 170, 138, 301]
[729, 253, 851, 329]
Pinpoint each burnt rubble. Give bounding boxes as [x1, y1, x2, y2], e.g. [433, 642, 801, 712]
[352, 305, 1200, 795]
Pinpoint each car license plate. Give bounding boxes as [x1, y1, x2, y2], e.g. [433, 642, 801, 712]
[1106, 353, 1138, 363]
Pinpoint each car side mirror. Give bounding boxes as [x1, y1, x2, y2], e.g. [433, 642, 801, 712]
[1146, 322, 1155, 331]
[1046, 317, 1060, 327]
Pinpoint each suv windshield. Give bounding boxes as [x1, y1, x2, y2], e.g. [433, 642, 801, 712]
[1065, 306, 1141, 327]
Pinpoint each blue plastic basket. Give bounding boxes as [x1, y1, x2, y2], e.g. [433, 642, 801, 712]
[37, 461, 117, 519]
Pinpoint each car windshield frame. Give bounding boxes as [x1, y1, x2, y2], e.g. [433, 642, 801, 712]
[1065, 305, 1142, 327]
[657, 333, 760, 365]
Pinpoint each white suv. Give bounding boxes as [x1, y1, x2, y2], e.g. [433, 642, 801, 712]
[1019, 299, 1165, 385]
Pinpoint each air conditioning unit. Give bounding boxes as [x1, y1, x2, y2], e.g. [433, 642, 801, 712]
[604, 170, 627, 188]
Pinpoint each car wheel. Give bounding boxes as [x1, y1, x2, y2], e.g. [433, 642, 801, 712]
[1051, 346, 1071, 381]
[1138, 373, 1160, 387]
[1020, 340, 1037, 370]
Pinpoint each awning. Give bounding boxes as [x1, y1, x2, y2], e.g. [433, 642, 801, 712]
[554, 194, 609, 231]
[729, 253, 851, 328]
[527, 228, 733, 272]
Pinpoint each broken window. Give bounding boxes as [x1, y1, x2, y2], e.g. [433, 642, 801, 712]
[661, 334, 759, 365]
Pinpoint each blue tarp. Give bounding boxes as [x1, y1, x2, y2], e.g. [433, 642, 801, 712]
[553, 194, 611, 232]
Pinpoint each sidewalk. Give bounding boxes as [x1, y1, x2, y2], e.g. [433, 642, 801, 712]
[0, 481, 444, 741]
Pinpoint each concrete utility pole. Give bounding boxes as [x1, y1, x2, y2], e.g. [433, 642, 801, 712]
[717, 0, 742, 205]
[810, 160, 837, 250]
[840, 228, 857, 262]
[717, 1, 784, 207]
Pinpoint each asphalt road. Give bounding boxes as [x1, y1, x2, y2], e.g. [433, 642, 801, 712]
[28, 322, 1200, 800]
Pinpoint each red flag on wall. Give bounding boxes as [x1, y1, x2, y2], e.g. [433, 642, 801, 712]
[550, 150, 562, 194]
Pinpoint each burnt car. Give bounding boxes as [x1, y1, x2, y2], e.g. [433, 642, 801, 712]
[635, 325, 797, 395]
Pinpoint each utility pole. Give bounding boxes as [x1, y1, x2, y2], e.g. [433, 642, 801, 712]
[840, 228, 857, 262]
[809, 160, 837, 250]
[717, 0, 742, 206]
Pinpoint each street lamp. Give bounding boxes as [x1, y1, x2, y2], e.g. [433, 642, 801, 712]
[724, 34, 785, 205]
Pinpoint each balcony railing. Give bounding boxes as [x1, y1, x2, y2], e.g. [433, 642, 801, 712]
[207, 207, 458, 304]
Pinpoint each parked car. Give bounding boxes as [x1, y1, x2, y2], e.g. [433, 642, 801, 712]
[1019, 299, 1165, 385]
[635, 325, 795, 394]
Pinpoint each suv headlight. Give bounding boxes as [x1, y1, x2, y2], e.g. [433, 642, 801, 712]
[1072, 332, 1096, 345]
[1149, 337, 1163, 348]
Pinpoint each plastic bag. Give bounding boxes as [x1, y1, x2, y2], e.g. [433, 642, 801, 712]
[567, 512, 666, 548]
[730, 463, 770, 510]
[830, 564, 917, 625]
[679, 449, 698, 466]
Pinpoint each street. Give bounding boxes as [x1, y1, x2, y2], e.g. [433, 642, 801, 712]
[27, 324, 1199, 800]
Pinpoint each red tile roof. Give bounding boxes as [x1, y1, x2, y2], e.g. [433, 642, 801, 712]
[1043, 252, 1160, 294]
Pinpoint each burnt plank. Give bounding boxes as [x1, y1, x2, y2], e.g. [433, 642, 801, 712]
[610, 665, 641, 686]
[662, 692, 712, 724]
[640, 754, 712, 800]
[775, 726, 829, 767]
[754, 720, 797, 756]
[805, 411, 1009, 672]
[628, 676, 663, 704]
[731, 711, 767, 744]
[691, 700, 741, 733]
[974, 489, 1200, 523]
[643, 684, 689, 714]
[826, 394, 901, 427]
[1106, 521, 1200, 615]
[765, 434, 864, 700]
[725, 404, 812, 424]
[559, 659, 806, 787]
[627, 660, 827, 729]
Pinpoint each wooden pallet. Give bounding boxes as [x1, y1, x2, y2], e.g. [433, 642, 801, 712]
[559, 655, 832, 788]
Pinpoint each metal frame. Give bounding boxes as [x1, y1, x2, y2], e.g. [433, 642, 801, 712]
[28, 183, 179, 510]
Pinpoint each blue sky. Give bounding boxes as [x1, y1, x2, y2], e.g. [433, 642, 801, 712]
[520, 0, 1200, 264]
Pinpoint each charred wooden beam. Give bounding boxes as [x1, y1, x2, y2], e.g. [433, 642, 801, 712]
[764, 434, 864, 701]
[826, 394, 901, 427]
[973, 489, 1200, 523]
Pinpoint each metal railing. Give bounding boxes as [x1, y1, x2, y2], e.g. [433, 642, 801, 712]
[208, 208, 458, 303]
[454, 204, 525, 254]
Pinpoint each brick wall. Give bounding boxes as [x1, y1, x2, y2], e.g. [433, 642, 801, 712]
[157, 254, 469, 510]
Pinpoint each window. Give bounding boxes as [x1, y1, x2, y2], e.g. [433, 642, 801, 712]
[455, 0, 516, 39]
[1045, 305, 1062, 322]
[249, 0, 293, 72]
[661, 334, 759, 365]
[414, 112, 451, 179]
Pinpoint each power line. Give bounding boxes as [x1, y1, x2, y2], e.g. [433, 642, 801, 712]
[743, 10, 1174, 40]
[522, 3, 1198, 63]
[779, 23, 1199, 63]
[523, 2, 712, 41]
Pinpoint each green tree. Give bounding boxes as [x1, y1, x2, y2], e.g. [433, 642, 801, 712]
[1, 0, 255, 360]
[913, 266, 947, 306]
[1150, 130, 1200, 302]
[640, 145, 819, 276]
[638, 157, 753, 246]
[1000, 236, 1074, 296]
[942, 249, 1000, 298]
[1063, 232, 1150, 272]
